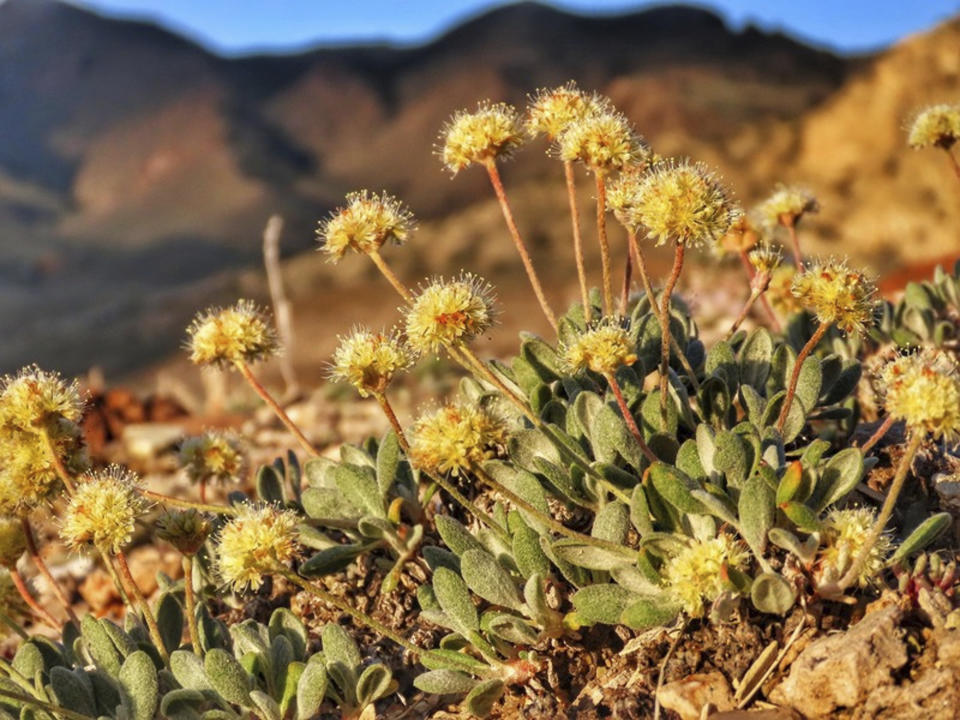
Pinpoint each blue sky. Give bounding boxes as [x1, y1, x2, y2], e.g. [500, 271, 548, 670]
[66, 0, 960, 56]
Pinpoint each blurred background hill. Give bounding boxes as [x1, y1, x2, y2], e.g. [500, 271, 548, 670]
[1, 0, 959, 377]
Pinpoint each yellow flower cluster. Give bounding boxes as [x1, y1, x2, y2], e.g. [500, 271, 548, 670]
[560, 320, 637, 376]
[816, 507, 892, 589]
[766, 265, 802, 316]
[791, 259, 876, 335]
[409, 401, 510, 476]
[755, 185, 818, 228]
[558, 108, 646, 173]
[525, 82, 608, 142]
[186, 300, 279, 367]
[60, 466, 146, 554]
[317, 191, 414, 261]
[663, 534, 748, 617]
[440, 101, 525, 174]
[748, 245, 782, 278]
[881, 350, 960, 440]
[329, 328, 416, 398]
[404, 274, 497, 354]
[623, 160, 739, 247]
[217, 504, 299, 592]
[0, 367, 88, 515]
[907, 103, 960, 150]
[179, 431, 246, 485]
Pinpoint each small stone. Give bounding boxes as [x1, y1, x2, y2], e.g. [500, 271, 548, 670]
[770, 605, 907, 717]
[122, 422, 186, 460]
[657, 671, 734, 720]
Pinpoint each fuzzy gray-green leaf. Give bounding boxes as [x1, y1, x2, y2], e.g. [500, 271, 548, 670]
[460, 549, 523, 611]
[204, 649, 251, 707]
[432, 568, 479, 634]
[118, 651, 159, 720]
[890, 512, 952, 565]
[414, 669, 477, 696]
[295, 659, 328, 720]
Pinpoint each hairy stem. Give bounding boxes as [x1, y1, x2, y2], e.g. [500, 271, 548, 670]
[784, 219, 803, 271]
[113, 551, 170, 664]
[141, 489, 237, 515]
[604, 372, 657, 463]
[620, 236, 633, 317]
[21, 518, 79, 625]
[725, 289, 762, 339]
[183, 555, 202, 654]
[276, 566, 423, 655]
[470, 464, 636, 557]
[235, 361, 319, 457]
[9, 567, 59, 628]
[836, 432, 924, 593]
[595, 172, 613, 316]
[860, 415, 897, 455]
[369, 249, 414, 304]
[485, 159, 557, 331]
[658, 243, 685, 430]
[374, 393, 409, 451]
[775, 322, 829, 433]
[564, 160, 591, 324]
[40, 428, 75, 494]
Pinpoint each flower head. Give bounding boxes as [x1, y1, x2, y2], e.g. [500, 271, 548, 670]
[216, 504, 299, 592]
[61, 466, 147, 554]
[179, 432, 245, 486]
[317, 191, 414, 261]
[815, 507, 892, 588]
[156, 510, 212, 556]
[440, 101, 525, 174]
[558, 109, 646, 173]
[907, 104, 960, 150]
[791, 259, 877, 335]
[0, 423, 87, 516]
[747, 246, 782, 292]
[0, 366, 84, 432]
[663, 534, 748, 617]
[409, 401, 510, 477]
[755, 185, 818, 228]
[0, 517, 25, 568]
[626, 160, 740, 247]
[328, 327, 416, 397]
[560, 319, 637, 376]
[881, 350, 960, 440]
[186, 300, 279, 367]
[525, 83, 608, 141]
[404, 274, 497, 354]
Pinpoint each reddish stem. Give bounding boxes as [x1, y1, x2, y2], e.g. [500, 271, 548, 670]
[9, 568, 59, 628]
[605, 373, 657, 464]
[22, 518, 79, 625]
[859, 415, 897, 454]
[595, 172, 613, 316]
[776, 323, 829, 433]
[658, 243, 686, 430]
[236, 361, 319, 457]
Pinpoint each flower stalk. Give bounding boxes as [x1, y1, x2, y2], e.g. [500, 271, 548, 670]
[775, 322, 829, 433]
[658, 243, 686, 430]
[564, 160, 592, 323]
[235, 360, 319, 457]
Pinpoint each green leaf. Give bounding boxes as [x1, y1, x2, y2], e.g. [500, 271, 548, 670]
[295, 660, 328, 720]
[706, 339, 738, 388]
[570, 584, 635, 625]
[761, 391, 805, 443]
[629, 485, 654, 537]
[750, 573, 797, 615]
[256, 465, 285, 506]
[420, 649, 491, 675]
[739, 328, 773, 390]
[81, 615, 122, 677]
[620, 596, 680, 629]
[300, 544, 369, 577]
[333, 464, 385, 519]
[268, 608, 308, 662]
[520, 334, 562, 382]
[300, 487, 360, 522]
[482, 461, 550, 533]
[156, 592, 184, 655]
[483, 612, 538, 644]
[795, 356, 823, 415]
[432, 568, 479, 634]
[435, 515, 486, 558]
[414, 670, 477, 696]
[512, 524, 550, 579]
[714, 431, 752, 488]
[204, 649, 251, 707]
[463, 679, 506, 718]
[376, 431, 403, 497]
[118, 651, 159, 720]
[739, 472, 775, 563]
[812, 448, 864, 511]
[890, 513, 952, 565]
[49, 668, 96, 718]
[648, 463, 704, 514]
[249, 690, 281, 720]
[552, 539, 632, 571]
[780, 501, 821, 532]
[170, 651, 212, 692]
[321, 624, 361, 673]
[592, 501, 630, 544]
[460, 550, 523, 611]
[423, 546, 461, 574]
[160, 688, 205, 720]
[775, 462, 804, 506]
[356, 664, 393, 707]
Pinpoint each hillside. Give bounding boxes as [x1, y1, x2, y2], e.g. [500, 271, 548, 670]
[1, 0, 950, 378]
